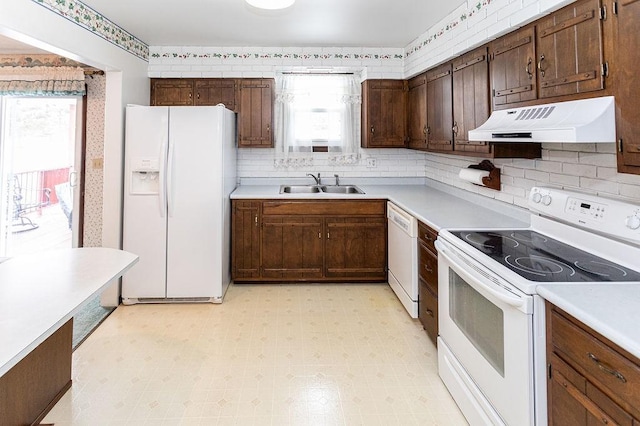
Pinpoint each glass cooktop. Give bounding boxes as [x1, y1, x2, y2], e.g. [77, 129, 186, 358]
[450, 230, 640, 283]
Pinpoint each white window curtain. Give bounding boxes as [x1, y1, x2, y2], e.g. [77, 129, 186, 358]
[0, 66, 86, 96]
[273, 73, 361, 169]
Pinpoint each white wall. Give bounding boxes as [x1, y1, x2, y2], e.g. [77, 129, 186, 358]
[0, 0, 150, 304]
[0, 0, 149, 247]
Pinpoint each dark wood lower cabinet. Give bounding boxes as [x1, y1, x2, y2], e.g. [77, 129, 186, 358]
[417, 221, 438, 345]
[231, 199, 387, 283]
[231, 201, 261, 280]
[0, 319, 73, 426]
[324, 217, 387, 280]
[547, 304, 640, 425]
[261, 215, 324, 280]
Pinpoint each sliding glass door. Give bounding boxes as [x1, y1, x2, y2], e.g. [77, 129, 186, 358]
[0, 96, 83, 257]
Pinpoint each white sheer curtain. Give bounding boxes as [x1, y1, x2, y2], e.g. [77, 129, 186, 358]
[273, 73, 361, 169]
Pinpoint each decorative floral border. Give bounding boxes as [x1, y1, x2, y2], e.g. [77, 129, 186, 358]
[0, 54, 86, 68]
[405, 0, 493, 58]
[150, 51, 404, 61]
[30, 0, 149, 61]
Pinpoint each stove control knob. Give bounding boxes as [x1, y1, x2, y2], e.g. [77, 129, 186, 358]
[542, 195, 552, 206]
[626, 214, 640, 230]
[531, 192, 542, 203]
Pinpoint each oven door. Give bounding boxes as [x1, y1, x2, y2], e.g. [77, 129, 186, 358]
[436, 238, 535, 426]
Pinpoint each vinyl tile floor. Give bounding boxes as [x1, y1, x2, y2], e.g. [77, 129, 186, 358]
[44, 283, 467, 425]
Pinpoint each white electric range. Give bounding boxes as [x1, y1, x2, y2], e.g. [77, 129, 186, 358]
[435, 186, 640, 425]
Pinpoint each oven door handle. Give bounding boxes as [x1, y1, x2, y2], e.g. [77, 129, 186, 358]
[436, 241, 526, 309]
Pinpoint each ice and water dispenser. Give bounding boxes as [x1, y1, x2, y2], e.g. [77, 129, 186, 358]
[130, 158, 160, 194]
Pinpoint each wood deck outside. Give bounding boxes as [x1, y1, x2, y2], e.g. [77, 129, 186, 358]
[11, 203, 72, 256]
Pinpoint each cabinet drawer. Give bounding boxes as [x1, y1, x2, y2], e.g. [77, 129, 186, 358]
[418, 278, 438, 346]
[549, 353, 634, 426]
[550, 308, 640, 416]
[418, 221, 437, 253]
[418, 242, 438, 291]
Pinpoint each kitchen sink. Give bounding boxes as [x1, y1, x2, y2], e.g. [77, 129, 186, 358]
[280, 185, 322, 193]
[279, 185, 365, 194]
[319, 185, 364, 194]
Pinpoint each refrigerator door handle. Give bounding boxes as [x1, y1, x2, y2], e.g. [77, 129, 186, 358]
[167, 136, 175, 217]
[158, 139, 168, 218]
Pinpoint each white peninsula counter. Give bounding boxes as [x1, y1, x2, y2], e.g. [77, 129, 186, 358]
[0, 247, 138, 426]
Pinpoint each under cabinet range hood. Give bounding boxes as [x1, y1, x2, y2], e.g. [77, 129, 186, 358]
[468, 96, 616, 143]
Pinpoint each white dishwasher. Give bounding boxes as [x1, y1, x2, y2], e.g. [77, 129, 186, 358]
[387, 202, 418, 318]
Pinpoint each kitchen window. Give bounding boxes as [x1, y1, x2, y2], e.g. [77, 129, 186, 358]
[273, 73, 361, 168]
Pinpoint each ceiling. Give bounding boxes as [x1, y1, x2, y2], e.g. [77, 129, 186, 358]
[0, 35, 51, 55]
[78, 0, 466, 48]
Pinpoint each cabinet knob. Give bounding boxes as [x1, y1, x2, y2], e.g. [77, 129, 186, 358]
[426, 309, 434, 317]
[452, 122, 458, 136]
[424, 264, 433, 274]
[370, 125, 375, 134]
[423, 125, 427, 135]
[266, 124, 270, 133]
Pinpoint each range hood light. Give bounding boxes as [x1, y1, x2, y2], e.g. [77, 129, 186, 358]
[245, 0, 295, 10]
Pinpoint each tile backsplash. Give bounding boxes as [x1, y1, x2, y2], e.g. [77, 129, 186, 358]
[238, 144, 640, 207]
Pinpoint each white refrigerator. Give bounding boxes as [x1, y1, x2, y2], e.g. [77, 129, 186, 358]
[122, 105, 237, 304]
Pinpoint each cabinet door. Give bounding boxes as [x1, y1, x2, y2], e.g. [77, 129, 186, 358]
[548, 354, 634, 426]
[614, 0, 640, 174]
[361, 80, 407, 148]
[536, 0, 605, 99]
[426, 63, 453, 151]
[261, 215, 323, 280]
[231, 201, 261, 280]
[407, 73, 428, 151]
[490, 26, 537, 108]
[150, 79, 194, 106]
[238, 79, 274, 148]
[452, 46, 491, 154]
[418, 278, 438, 346]
[195, 79, 237, 110]
[324, 217, 387, 280]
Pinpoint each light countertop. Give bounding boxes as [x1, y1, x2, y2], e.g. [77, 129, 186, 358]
[233, 180, 640, 360]
[231, 183, 529, 231]
[538, 284, 640, 360]
[0, 247, 138, 377]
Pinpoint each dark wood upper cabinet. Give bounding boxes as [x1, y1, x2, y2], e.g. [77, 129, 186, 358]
[194, 79, 237, 110]
[426, 63, 453, 152]
[361, 80, 407, 148]
[238, 78, 274, 148]
[536, 0, 605, 99]
[407, 73, 428, 151]
[489, 26, 537, 109]
[150, 79, 194, 106]
[614, 0, 640, 174]
[452, 46, 491, 153]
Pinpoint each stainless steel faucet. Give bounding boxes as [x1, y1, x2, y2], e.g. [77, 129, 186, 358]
[307, 173, 320, 185]
[334, 174, 340, 186]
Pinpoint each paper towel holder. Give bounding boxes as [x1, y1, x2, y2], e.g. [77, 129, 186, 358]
[467, 160, 501, 191]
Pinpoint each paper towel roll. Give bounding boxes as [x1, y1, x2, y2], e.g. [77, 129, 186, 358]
[459, 168, 491, 185]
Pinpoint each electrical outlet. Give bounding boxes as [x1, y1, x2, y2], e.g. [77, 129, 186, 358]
[366, 158, 377, 168]
[92, 158, 104, 169]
